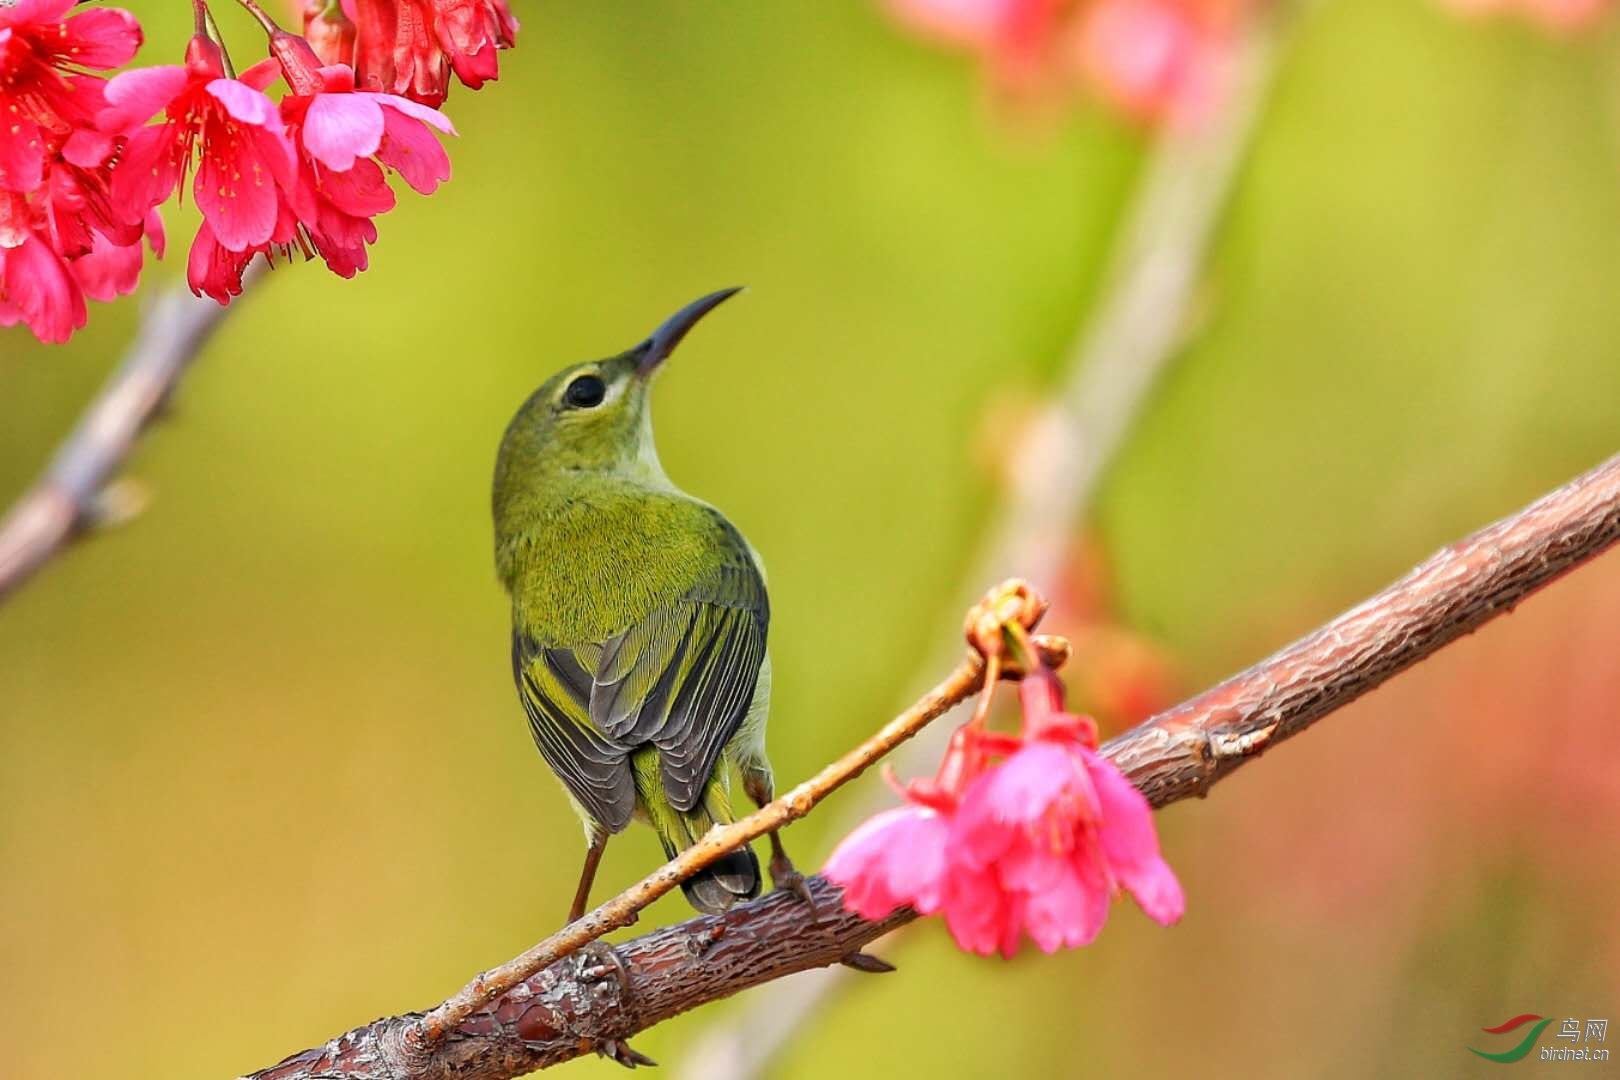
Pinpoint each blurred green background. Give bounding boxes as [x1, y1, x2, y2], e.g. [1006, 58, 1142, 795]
[3, 1, 1619, 1077]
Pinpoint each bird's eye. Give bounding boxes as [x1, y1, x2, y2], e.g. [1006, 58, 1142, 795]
[564, 374, 606, 409]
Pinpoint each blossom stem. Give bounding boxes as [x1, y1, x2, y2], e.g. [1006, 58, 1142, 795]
[233, 0, 282, 36]
[199, 5, 237, 78]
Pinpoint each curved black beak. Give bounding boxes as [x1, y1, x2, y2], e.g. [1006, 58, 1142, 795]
[634, 287, 743, 376]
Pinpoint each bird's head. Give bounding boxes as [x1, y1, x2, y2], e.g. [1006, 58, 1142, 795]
[494, 288, 741, 501]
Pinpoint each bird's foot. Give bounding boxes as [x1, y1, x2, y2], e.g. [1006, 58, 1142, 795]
[574, 939, 630, 990]
[768, 851, 821, 919]
[573, 942, 654, 1068]
[838, 949, 896, 974]
[597, 1038, 657, 1069]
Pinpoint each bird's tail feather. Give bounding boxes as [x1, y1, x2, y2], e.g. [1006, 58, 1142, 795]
[632, 748, 760, 914]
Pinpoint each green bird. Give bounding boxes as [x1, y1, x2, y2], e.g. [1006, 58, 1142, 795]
[492, 288, 805, 922]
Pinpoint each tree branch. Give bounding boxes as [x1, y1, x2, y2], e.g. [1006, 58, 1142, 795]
[243, 449, 1620, 1080]
[0, 273, 259, 605]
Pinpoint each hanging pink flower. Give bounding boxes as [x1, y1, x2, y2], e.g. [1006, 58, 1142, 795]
[345, 0, 515, 107]
[255, 34, 453, 279]
[101, 35, 298, 253]
[824, 661, 1184, 958]
[428, 0, 518, 92]
[949, 669, 1184, 955]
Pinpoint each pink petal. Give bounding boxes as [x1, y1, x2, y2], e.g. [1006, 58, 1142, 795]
[108, 124, 180, 221]
[69, 231, 143, 302]
[953, 741, 1097, 867]
[0, 0, 75, 28]
[309, 202, 375, 277]
[1022, 850, 1111, 953]
[1, 235, 87, 343]
[0, 116, 45, 194]
[205, 79, 281, 130]
[940, 861, 1016, 957]
[60, 7, 144, 69]
[194, 126, 281, 251]
[373, 92, 457, 134]
[239, 57, 283, 92]
[248, 124, 299, 192]
[303, 91, 385, 171]
[315, 156, 395, 218]
[0, 192, 28, 248]
[824, 805, 949, 919]
[100, 65, 188, 131]
[318, 65, 359, 93]
[185, 221, 251, 304]
[375, 105, 450, 194]
[1083, 747, 1185, 925]
[62, 129, 116, 168]
[143, 209, 166, 259]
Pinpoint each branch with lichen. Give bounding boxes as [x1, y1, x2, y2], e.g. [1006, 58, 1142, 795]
[241, 449, 1620, 1080]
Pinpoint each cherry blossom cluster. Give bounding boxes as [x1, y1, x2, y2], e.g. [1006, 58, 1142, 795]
[0, 0, 515, 344]
[824, 643, 1184, 957]
[888, 0, 1256, 127]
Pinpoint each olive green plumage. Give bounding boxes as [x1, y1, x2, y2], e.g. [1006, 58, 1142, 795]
[492, 290, 778, 915]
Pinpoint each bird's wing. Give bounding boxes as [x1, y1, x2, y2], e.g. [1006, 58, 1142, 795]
[514, 519, 769, 828]
[512, 631, 637, 831]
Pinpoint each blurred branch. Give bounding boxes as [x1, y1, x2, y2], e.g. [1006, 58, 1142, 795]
[678, 10, 1293, 1076]
[241, 449, 1620, 1080]
[0, 272, 258, 606]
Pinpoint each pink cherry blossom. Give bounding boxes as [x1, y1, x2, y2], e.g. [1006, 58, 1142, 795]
[824, 662, 1183, 958]
[345, 0, 516, 107]
[262, 38, 453, 280]
[102, 35, 298, 253]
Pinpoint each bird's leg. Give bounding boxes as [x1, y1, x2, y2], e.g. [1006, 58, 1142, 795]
[742, 766, 821, 919]
[568, 835, 608, 924]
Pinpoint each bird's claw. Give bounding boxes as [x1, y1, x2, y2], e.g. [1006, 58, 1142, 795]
[575, 939, 630, 988]
[597, 1038, 657, 1069]
[769, 853, 821, 919]
[838, 949, 896, 974]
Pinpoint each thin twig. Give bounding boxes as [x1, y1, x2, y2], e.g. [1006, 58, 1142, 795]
[677, 12, 1291, 1076]
[412, 633, 1058, 1048]
[0, 273, 258, 605]
[240, 449, 1620, 1080]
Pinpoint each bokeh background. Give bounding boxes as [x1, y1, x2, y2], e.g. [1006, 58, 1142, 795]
[3, 1, 1619, 1077]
